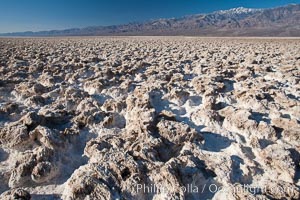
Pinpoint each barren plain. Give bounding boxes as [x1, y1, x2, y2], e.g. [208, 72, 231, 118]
[0, 37, 299, 199]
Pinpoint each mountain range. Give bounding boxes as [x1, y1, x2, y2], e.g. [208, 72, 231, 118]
[1, 4, 300, 37]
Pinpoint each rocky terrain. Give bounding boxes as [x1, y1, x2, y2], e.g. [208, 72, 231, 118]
[0, 37, 299, 199]
[1, 4, 300, 37]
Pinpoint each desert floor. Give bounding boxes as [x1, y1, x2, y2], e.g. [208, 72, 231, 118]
[0, 37, 299, 199]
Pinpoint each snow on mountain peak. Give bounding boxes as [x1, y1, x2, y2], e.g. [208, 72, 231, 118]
[215, 7, 262, 15]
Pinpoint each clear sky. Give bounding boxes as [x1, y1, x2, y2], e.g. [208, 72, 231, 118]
[0, 0, 299, 33]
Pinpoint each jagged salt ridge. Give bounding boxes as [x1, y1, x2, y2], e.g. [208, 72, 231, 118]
[0, 37, 299, 200]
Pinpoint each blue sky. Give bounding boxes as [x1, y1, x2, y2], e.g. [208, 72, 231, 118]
[0, 0, 299, 33]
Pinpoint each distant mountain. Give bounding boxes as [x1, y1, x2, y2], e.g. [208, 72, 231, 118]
[1, 4, 299, 37]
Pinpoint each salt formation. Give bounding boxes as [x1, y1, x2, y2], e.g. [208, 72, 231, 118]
[0, 37, 299, 199]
